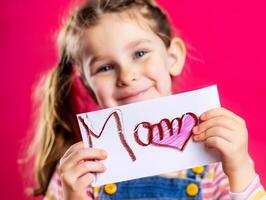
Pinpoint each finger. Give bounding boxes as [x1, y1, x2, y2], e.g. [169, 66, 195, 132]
[62, 141, 84, 159]
[78, 161, 107, 175]
[205, 136, 232, 156]
[59, 142, 84, 169]
[200, 107, 245, 126]
[193, 126, 233, 143]
[68, 161, 106, 178]
[60, 160, 106, 186]
[193, 116, 240, 135]
[60, 148, 107, 172]
[75, 173, 95, 190]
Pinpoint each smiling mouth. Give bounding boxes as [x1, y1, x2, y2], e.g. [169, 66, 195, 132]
[117, 87, 152, 103]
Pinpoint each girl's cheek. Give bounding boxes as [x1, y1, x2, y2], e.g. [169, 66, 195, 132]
[96, 92, 112, 107]
[96, 82, 116, 107]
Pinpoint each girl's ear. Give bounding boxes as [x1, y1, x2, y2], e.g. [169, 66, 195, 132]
[167, 37, 186, 76]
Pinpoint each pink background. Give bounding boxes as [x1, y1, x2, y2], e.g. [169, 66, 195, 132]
[1, 0, 265, 199]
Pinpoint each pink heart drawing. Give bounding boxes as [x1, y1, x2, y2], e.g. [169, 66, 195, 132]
[151, 113, 198, 150]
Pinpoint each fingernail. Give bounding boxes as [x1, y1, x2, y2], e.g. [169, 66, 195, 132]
[193, 126, 199, 134]
[193, 135, 200, 141]
[200, 113, 206, 120]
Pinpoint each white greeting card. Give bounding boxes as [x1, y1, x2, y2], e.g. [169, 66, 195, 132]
[77, 85, 221, 186]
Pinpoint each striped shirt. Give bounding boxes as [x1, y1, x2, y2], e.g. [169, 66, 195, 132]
[44, 162, 266, 200]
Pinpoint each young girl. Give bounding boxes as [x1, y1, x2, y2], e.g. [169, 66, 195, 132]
[29, 0, 266, 199]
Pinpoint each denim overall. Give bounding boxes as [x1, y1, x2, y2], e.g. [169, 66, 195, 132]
[96, 166, 207, 200]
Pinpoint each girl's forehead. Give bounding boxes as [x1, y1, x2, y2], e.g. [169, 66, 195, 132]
[81, 12, 162, 54]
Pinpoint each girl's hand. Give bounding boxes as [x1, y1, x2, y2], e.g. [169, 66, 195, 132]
[192, 107, 256, 192]
[59, 141, 107, 200]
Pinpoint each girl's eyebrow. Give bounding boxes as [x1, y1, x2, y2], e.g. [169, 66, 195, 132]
[89, 39, 152, 65]
[90, 55, 106, 66]
[124, 39, 152, 50]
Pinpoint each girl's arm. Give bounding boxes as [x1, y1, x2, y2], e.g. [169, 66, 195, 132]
[229, 174, 266, 200]
[193, 107, 266, 195]
[203, 162, 266, 200]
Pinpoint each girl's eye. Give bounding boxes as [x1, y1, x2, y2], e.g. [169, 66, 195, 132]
[95, 64, 114, 74]
[134, 50, 147, 59]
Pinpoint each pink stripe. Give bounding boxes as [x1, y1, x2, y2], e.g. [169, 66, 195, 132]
[162, 121, 171, 137]
[202, 181, 213, 188]
[216, 185, 230, 199]
[243, 181, 261, 199]
[203, 191, 217, 199]
[152, 127, 160, 142]
[213, 171, 226, 185]
[214, 184, 229, 199]
[159, 132, 187, 147]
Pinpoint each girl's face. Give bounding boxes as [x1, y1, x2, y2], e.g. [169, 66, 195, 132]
[81, 13, 185, 108]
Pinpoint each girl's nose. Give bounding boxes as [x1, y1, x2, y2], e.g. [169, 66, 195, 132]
[116, 67, 140, 87]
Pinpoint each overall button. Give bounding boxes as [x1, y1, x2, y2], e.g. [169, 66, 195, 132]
[192, 166, 205, 174]
[186, 183, 199, 197]
[104, 183, 117, 195]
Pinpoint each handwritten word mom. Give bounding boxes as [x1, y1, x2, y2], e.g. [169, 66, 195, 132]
[78, 111, 198, 162]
